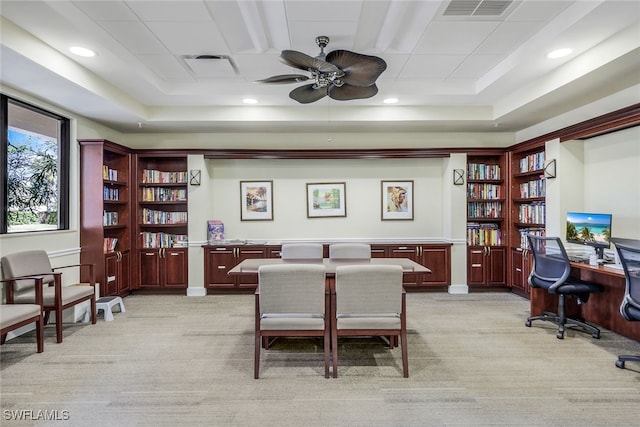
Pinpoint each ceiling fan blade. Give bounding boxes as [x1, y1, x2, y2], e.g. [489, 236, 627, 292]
[255, 74, 310, 84]
[289, 84, 328, 104]
[328, 83, 378, 101]
[280, 50, 341, 74]
[325, 50, 387, 87]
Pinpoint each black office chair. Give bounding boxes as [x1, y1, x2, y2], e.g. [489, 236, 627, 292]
[525, 235, 604, 339]
[612, 239, 640, 369]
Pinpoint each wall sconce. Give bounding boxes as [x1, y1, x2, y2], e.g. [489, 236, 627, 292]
[189, 169, 201, 185]
[453, 169, 465, 185]
[543, 159, 556, 179]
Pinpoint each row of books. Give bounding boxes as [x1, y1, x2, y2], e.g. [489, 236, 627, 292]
[103, 237, 118, 253]
[140, 187, 187, 202]
[517, 228, 546, 249]
[518, 202, 545, 224]
[466, 223, 502, 246]
[103, 186, 119, 201]
[140, 232, 188, 248]
[519, 152, 545, 173]
[467, 183, 502, 200]
[467, 163, 501, 180]
[103, 211, 119, 226]
[519, 178, 545, 198]
[468, 202, 502, 218]
[102, 165, 118, 181]
[141, 169, 188, 184]
[141, 208, 188, 225]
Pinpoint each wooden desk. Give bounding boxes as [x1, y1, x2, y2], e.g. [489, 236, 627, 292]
[531, 262, 639, 341]
[229, 258, 432, 284]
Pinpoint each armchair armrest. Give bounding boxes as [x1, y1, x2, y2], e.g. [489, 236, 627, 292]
[53, 263, 96, 286]
[0, 274, 47, 306]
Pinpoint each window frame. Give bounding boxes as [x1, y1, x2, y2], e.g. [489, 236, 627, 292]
[1, 94, 70, 234]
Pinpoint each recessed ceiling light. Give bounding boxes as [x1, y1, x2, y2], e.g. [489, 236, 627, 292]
[384, 98, 399, 104]
[243, 98, 258, 104]
[547, 48, 572, 59]
[69, 46, 96, 57]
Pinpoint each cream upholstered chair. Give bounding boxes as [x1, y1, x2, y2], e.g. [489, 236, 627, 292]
[328, 243, 371, 259]
[255, 263, 329, 379]
[331, 264, 408, 378]
[280, 243, 324, 260]
[0, 275, 44, 353]
[1, 250, 96, 343]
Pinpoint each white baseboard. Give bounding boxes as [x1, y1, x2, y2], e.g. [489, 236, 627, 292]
[186, 287, 207, 297]
[448, 284, 469, 294]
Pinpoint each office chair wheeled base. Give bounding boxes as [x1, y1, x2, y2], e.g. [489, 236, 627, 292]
[525, 311, 601, 340]
[615, 355, 640, 369]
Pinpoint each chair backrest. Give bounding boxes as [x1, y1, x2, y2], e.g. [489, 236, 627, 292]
[335, 264, 403, 316]
[526, 235, 571, 289]
[1, 250, 54, 292]
[612, 239, 640, 321]
[258, 264, 326, 316]
[280, 243, 324, 260]
[329, 243, 371, 259]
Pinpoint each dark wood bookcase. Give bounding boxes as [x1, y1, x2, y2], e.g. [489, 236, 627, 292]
[466, 154, 507, 287]
[134, 154, 189, 289]
[79, 139, 132, 297]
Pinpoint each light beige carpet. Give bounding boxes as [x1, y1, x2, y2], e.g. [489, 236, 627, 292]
[1, 292, 639, 426]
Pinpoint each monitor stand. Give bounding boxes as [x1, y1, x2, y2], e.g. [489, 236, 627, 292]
[594, 246, 605, 260]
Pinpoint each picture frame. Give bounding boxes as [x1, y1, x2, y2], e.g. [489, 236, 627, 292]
[306, 182, 346, 218]
[240, 180, 273, 221]
[381, 180, 414, 220]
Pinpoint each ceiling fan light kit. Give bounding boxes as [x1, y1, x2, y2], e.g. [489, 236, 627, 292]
[257, 36, 387, 104]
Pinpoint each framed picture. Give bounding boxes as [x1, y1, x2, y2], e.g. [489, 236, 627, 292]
[381, 180, 414, 220]
[240, 180, 273, 221]
[306, 182, 346, 218]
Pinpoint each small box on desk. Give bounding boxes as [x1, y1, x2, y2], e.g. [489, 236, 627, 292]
[207, 220, 224, 243]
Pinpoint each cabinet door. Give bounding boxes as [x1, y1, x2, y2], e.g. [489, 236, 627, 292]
[467, 247, 486, 285]
[511, 249, 525, 291]
[164, 248, 188, 288]
[118, 250, 131, 294]
[388, 245, 420, 286]
[205, 247, 236, 288]
[104, 253, 119, 296]
[236, 247, 266, 289]
[421, 246, 450, 286]
[486, 247, 506, 285]
[371, 245, 387, 258]
[139, 249, 161, 287]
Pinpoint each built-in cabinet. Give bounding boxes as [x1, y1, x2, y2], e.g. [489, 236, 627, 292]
[79, 139, 132, 297]
[508, 143, 546, 295]
[203, 243, 452, 292]
[135, 154, 189, 289]
[466, 154, 507, 287]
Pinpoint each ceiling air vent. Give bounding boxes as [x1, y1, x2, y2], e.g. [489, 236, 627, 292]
[183, 55, 239, 78]
[443, 0, 512, 17]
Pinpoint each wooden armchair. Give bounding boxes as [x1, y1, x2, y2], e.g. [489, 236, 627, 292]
[1, 250, 96, 343]
[0, 275, 44, 353]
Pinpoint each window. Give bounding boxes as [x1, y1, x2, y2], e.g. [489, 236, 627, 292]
[1, 95, 70, 233]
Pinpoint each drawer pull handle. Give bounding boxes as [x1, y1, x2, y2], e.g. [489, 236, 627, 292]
[471, 264, 482, 268]
[218, 266, 226, 269]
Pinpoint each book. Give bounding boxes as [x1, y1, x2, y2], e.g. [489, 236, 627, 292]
[207, 220, 224, 243]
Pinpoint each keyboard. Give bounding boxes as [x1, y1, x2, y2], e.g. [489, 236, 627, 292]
[568, 255, 588, 263]
[603, 264, 624, 271]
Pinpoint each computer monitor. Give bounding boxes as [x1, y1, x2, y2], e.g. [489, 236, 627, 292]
[566, 212, 612, 259]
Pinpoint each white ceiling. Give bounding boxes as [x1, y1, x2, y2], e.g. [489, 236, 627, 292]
[0, 0, 639, 134]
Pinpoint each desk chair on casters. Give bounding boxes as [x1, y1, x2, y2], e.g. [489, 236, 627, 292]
[612, 239, 640, 369]
[525, 235, 604, 340]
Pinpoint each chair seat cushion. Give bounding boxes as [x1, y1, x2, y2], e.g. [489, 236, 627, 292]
[260, 315, 325, 330]
[0, 304, 40, 329]
[337, 315, 400, 330]
[14, 285, 94, 306]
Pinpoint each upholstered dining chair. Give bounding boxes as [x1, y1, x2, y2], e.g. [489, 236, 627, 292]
[255, 263, 329, 379]
[332, 264, 408, 378]
[328, 243, 371, 259]
[612, 239, 640, 369]
[0, 275, 44, 353]
[525, 235, 603, 340]
[1, 250, 96, 343]
[280, 243, 324, 260]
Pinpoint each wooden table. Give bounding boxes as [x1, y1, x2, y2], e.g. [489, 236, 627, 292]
[228, 257, 432, 284]
[530, 261, 639, 341]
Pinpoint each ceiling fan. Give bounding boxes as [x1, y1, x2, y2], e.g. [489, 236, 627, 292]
[257, 36, 387, 104]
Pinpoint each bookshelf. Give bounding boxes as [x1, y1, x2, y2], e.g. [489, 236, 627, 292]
[466, 154, 506, 286]
[79, 139, 132, 297]
[509, 145, 547, 295]
[135, 154, 188, 289]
